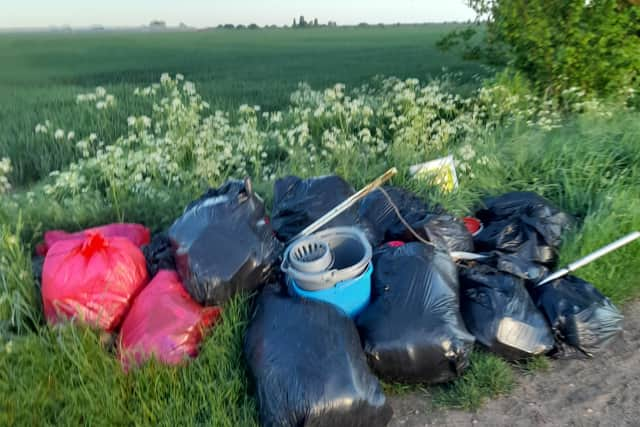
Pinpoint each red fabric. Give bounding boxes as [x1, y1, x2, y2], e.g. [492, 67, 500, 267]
[386, 241, 406, 248]
[119, 270, 221, 369]
[42, 232, 148, 332]
[36, 223, 150, 256]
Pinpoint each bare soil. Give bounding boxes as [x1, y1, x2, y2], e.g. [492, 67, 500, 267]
[389, 301, 640, 427]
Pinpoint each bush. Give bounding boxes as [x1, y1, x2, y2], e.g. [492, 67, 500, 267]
[467, 0, 640, 96]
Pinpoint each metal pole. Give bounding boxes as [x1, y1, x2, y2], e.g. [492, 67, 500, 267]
[290, 167, 398, 242]
[537, 231, 640, 286]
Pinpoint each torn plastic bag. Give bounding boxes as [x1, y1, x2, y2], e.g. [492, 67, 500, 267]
[244, 287, 393, 427]
[142, 233, 176, 277]
[459, 262, 554, 360]
[36, 223, 150, 256]
[42, 232, 148, 332]
[119, 270, 221, 370]
[169, 179, 282, 306]
[356, 242, 474, 384]
[474, 192, 574, 264]
[271, 175, 363, 242]
[529, 275, 624, 358]
[357, 186, 432, 245]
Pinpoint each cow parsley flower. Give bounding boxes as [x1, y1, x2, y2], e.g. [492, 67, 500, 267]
[54, 129, 65, 140]
[95, 86, 107, 98]
[67, 131, 75, 140]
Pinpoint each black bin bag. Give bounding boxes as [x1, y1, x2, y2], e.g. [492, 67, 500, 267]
[357, 186, 431, 245]
[244, 287, 393, 427]
[357, 186, 473, 252]
[530, 275, 624, 358]
[271, 175, 361, 242]
[459, 262, 555, 361]
[168, 179, 283, 306]
[474, 192, 574, 265]
[406, 214, 474, 253]
[356, 242, 475, 384]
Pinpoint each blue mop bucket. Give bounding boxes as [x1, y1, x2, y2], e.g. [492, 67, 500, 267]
[282, 227, 373, 317]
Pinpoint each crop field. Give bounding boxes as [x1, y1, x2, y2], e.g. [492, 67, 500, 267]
[1, 23, 639, 426]
[0, 25, 486, 186]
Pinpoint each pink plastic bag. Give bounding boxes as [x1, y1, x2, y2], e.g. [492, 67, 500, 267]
[119, 270, 221, 369]
[42, 232, 148, 332]
[36, 223, 150, 256]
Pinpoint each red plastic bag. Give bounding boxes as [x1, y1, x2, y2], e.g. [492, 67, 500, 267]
[36, 223, 150, 256]
[119, 270, 221, 369]
[42, 232, 148, 332]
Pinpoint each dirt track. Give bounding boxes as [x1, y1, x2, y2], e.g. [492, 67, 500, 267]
[389, 301, 640, 427]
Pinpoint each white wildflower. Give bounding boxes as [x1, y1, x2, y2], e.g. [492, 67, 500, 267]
[127, 116, 136, 126]
[89, 133, 98, 142]
[35, 123, 48, 134]
[160, 73, 171, 84]
[54, 129, 65, 140]
[459, 144, 476, 161]
[141, 116, 152, 128]
[96, 101, 106, 110]
[95, 86, 107, 98]
[176, 73, 185, 81]
[67, 131, 75, 140]
[183, 81, 196, 95]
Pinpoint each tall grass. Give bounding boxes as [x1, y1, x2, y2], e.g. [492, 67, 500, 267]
[1, 294, 256, 427]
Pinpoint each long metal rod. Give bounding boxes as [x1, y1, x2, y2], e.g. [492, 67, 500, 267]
[537, 231, 640, 286]
[290, 167, 398, 242]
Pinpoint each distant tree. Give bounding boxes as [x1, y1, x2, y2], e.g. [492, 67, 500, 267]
[313, 18, 319, 27]
[236, 24, 246, 30]
[292, 17, 297, 27]
[149, 20, 166, 29]
[299, 15, 306, 27]
[357, 22, 369, 27]
[248, 23, 260, 30]
[223, 24, 235, 29]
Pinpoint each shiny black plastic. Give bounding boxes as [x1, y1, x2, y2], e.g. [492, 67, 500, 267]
[356, 242, 474, 384]
[406, 213, 474, 253]
[142, 233, 175, 277]
[271, 175, 362, 242]
[357, 186, 433, 245]
[244, 287, 393, 427]
[459, 262, 555, 360]
[530, 275, 624, 358]
[474, 192, 574, 265]
[168, 180, 283, 306]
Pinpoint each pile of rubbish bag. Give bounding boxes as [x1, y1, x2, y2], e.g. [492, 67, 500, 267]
[35, 173, 628, 426]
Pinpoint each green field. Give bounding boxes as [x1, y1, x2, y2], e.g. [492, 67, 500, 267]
[0, 25, 486, 185]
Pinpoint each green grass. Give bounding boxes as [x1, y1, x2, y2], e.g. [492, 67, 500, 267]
[432, 352, 514, 410]
[1, 293, 257, 427]
[0, 25, 487, 186]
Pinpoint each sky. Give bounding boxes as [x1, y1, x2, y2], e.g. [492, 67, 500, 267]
[1, 0, 475, 29]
